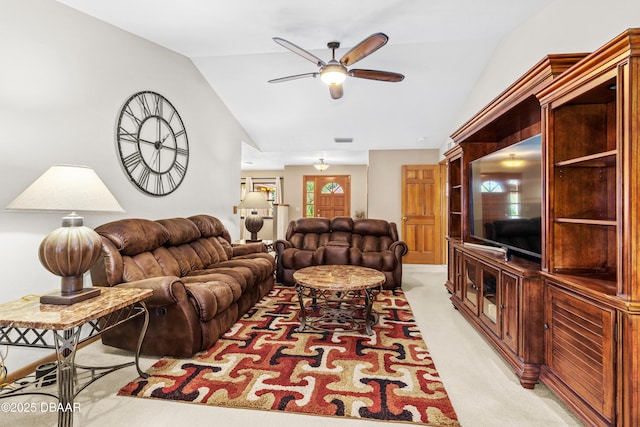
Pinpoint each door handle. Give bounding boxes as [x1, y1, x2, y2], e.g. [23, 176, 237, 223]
[402, 216, 407, 221]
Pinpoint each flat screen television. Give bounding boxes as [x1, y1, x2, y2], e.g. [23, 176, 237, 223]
[469, 134, 542, 259]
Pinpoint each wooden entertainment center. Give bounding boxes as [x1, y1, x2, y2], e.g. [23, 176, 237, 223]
[444, 29, 640, 427]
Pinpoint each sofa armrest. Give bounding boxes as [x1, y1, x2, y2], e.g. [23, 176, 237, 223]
[274, 239, 292, 254]
[390, 241, 409, 258]
[232, 242, 266, 257]
[114, 276, 184, 308]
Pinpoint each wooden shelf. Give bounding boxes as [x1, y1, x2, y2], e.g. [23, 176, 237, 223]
[553, 217, 616, 226]
[554, 150, 616, 167]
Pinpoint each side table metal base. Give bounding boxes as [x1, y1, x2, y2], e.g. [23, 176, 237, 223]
[0, 299, 149, 427]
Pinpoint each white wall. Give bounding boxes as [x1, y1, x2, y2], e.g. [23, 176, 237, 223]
[453, 0, 640, 133]
[0, 0, 251, 370]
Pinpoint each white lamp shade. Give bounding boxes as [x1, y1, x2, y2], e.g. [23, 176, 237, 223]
[6, 165, 124, 213]
[238, 191, 270, 210]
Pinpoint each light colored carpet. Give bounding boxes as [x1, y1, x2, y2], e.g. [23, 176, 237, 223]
[119, 286, 459, 425]
[0, 265, 583, 427]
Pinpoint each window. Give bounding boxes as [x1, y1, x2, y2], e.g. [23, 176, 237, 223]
[506, 179, 521, 217]
[481, 180, 504, 193]
[321, 182, 344, 194]
[481, 177, 521, 218]
[305, 180, 315, 217]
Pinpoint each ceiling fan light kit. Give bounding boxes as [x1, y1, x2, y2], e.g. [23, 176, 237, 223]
[320, 63, 347, 85]
[269, 33, 404, 99]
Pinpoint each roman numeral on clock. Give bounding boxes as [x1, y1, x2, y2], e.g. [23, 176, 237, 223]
[122, 151, 142, 171]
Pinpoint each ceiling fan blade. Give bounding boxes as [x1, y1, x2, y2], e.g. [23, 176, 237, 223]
[349, 69, 405, 82]
[340, 33, 388, 66]
[273, 37, 326, 67]
[268, 72, 319, 83]
[329, 84, 343, 99]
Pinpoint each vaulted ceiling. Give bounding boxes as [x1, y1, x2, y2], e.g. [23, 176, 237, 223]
[57, 0, 554, 169]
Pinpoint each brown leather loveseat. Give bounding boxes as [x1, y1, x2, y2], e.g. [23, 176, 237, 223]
[90, 214, 275, 357]
[275, 217, 407, 289]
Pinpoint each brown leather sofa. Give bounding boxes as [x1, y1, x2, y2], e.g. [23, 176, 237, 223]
[275, 217, 408, 289]
[90, 214, 275, 357]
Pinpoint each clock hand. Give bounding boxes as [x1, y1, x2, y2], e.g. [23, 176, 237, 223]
[155, 134, 172, 150]
[138, 138, 157, 146]
[150, 148, 162, 171]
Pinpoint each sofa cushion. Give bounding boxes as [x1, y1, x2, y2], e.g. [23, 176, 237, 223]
[187, 266, 252, 293]
[215, 256, 275, 283]
[360, 251, 396, 271]
[167, 245, 206, 276]
[189, 215, 231, 240]
[184, 277, 241, 322]
[280, 248, 316, 269]
[319, 245, 350, 265]
[203, 237, 232, 262]
[291, 217, 331, 234]
[119, 246, 182, 282]
[352, 234, 395, 252]
[156, 218, 201, 245]
[353, 219, 393, 237]
[328, 216, 353, 244]
[330, 216, 353, 232]
[96, 219, 169, 256]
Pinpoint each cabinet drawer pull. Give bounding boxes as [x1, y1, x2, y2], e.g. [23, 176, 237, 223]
[543, 323, 550, 330]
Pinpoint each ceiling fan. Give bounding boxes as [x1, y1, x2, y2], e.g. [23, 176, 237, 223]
[268, 32, 404, 99]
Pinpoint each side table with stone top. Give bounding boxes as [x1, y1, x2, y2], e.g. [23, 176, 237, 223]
[0, 287, 152, 427]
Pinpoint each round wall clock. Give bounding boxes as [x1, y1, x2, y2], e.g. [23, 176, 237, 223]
[116, 91, 189, 196]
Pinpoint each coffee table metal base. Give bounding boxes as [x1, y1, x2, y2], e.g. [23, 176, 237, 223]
[295, 285, 379, 335]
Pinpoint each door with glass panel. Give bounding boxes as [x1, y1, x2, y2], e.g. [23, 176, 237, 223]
[303, 175, 351, 218]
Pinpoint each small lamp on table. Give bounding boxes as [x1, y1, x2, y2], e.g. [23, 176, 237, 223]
[238, 191, 270, 242]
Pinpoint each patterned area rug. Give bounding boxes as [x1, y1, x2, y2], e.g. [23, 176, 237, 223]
[119, 286, 459, 426]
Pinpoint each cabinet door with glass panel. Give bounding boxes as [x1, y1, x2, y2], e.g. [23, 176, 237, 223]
[453, 248, 464, 299]
[479, 261, 500, 336]
[462, 256, 480, 315]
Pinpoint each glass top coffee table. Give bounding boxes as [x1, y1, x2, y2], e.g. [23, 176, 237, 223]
[293, 265, 386, 335]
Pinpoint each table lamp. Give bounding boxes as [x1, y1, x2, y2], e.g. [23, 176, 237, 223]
[6, 165, 125, 305]
[238, 191, 270, 242]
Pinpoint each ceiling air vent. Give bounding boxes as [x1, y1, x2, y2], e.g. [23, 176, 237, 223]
[334, 137, 353, 143]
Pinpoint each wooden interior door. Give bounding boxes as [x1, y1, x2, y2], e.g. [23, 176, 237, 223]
[402, 165, 442, 264]
[303, 175, 351, 218]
